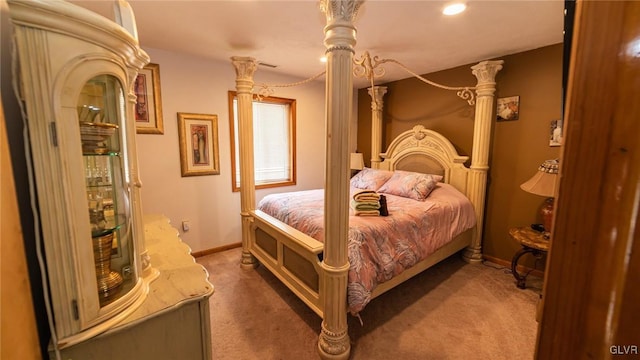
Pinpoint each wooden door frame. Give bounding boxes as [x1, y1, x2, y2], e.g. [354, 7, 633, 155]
[536, 1, 640, 358]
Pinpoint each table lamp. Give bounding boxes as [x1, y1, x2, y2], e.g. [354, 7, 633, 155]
[520, 159, 559, 236]
[350, 152, 364, 175]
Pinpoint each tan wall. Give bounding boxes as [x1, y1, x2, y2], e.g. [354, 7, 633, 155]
[357, 64, 476, 165]
[357, 44, 563, 266]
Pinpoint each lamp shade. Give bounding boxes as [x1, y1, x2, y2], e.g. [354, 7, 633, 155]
[350, 153, 364, 170]
[520, 159, 559, 198]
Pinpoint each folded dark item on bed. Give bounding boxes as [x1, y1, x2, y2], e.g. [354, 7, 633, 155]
[257, 184, 476, 314]
[379, 194, 389, 216]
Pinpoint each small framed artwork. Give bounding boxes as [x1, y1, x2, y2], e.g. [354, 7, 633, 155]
[496, 96, 520, 121]
[177, 113, 220, 176]
[134, 63, 164, 134]
[550, 119, 563, 147]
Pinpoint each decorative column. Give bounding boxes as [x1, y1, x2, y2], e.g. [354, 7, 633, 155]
[231, 56, 259, 269]
[126, 69, 157, 280]
[115, 2, 157, 280]
[367, 86, 387, 169]
[318, 1, 363, 359]
[463, 60, 503, 263]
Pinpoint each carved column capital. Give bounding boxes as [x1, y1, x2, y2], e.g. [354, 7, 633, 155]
[471, 60, 504, 93]
[320, 0, 364, 24]
[321, 0, 363, 53]
[367, 86, 387, 111]
[231, 56, 258, 91]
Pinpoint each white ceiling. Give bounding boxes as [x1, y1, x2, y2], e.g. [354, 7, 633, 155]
[71, 0, 565, 88]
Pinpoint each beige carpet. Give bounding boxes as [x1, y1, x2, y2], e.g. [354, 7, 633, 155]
[197, 247, 542, 360]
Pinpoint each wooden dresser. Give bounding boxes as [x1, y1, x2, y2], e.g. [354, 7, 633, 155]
[56, 215, 214, 360]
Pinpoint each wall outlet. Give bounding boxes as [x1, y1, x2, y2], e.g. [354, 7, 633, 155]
[182, 220, 190, 232]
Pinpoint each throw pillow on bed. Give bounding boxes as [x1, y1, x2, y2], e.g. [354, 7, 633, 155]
[378, 170, 443, 201]
[350, 167, 393, 191]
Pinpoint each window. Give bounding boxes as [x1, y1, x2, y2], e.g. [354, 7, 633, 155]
[229, 91, 296, 192]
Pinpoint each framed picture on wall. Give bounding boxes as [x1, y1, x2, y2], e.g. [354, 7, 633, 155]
[550, 119, 563, 147]
[496, 96, 520, 121]
[177, 113, 220, 176]
[134, 63, 164, 134]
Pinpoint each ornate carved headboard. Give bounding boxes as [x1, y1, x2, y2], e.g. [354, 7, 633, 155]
[378, 125, 470, 196]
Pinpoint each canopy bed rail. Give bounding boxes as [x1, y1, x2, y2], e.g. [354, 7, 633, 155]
[232, 2, 502, 358]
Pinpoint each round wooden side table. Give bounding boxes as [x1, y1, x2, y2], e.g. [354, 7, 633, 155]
[509, 227, 550, 289]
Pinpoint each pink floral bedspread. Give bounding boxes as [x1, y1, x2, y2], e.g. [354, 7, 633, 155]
[257, 183, 476, 314]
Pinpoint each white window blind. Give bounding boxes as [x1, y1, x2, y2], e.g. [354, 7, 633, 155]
[232, 96, 295, 190]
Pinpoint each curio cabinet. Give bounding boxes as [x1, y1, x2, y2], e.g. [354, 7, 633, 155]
[8, 0, 159, 350]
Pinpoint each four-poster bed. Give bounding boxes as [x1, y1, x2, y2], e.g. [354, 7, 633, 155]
[231, 1, 502, 358]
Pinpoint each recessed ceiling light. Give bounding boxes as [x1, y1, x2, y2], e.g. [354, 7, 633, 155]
[443, 3, 466, 16]
[320, 56, 327, 63]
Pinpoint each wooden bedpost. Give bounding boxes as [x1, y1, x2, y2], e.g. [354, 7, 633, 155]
[231, 56, 259, 269]
[318, 0, 363, 359]
[368, 86, 387, 169]
[463, 60, 503, 263]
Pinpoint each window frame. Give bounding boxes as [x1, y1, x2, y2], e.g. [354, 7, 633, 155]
[228, 91, 297, 192]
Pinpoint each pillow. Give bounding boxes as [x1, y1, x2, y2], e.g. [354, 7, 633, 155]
[350, 167, 393, 191]
[378, 170, 443, 201]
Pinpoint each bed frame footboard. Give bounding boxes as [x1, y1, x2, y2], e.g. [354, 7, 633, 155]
[249, 210, 325, 317]
[250, 208, 473, 318]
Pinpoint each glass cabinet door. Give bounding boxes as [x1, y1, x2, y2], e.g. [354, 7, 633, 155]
[78, 75, 135, 307]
